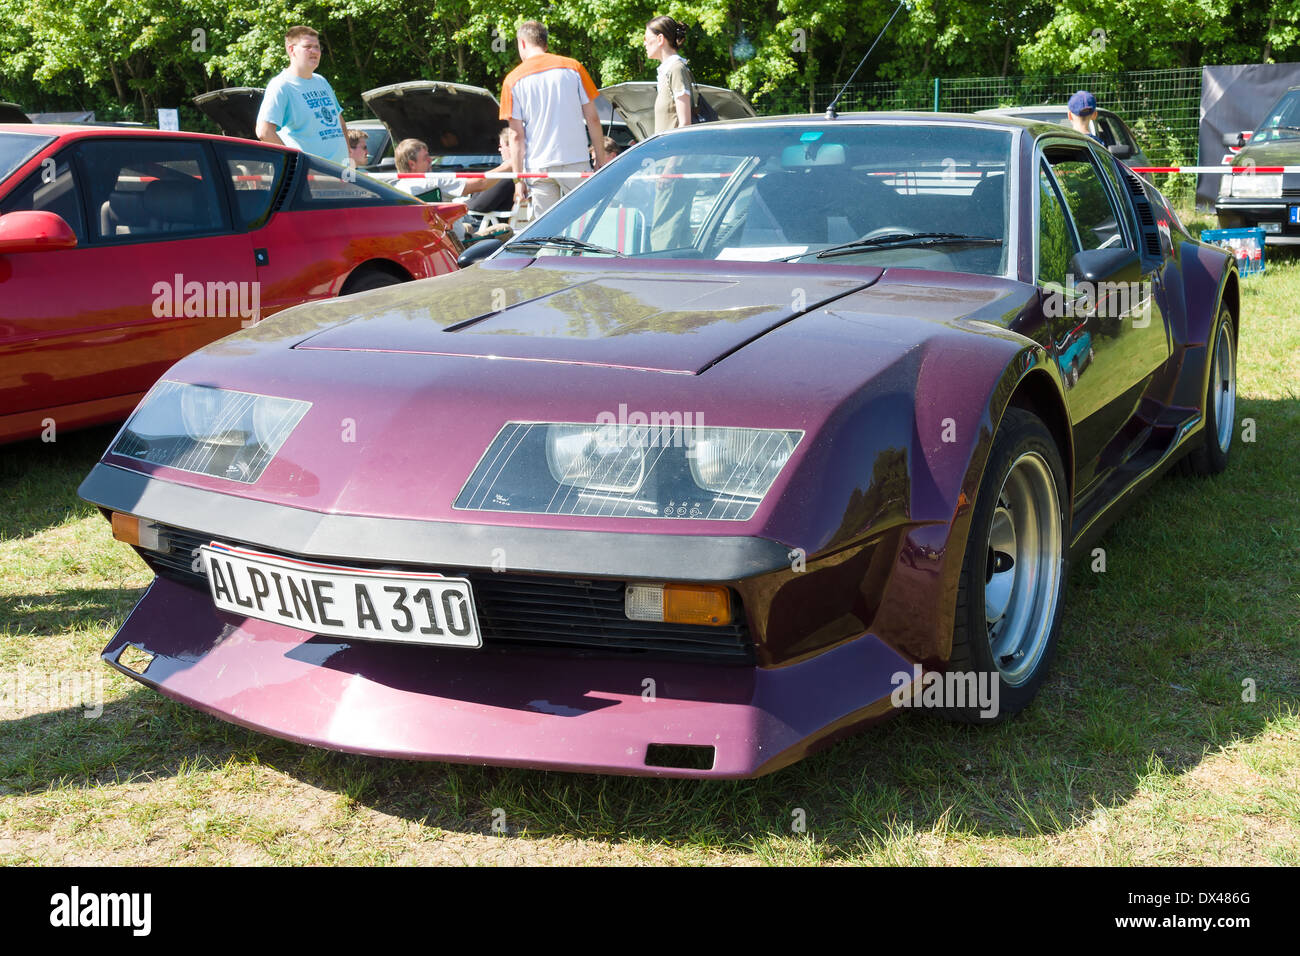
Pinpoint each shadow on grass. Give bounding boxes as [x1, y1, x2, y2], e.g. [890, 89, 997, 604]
[1, 585, 145, 638]
[0, 424, 120, 540]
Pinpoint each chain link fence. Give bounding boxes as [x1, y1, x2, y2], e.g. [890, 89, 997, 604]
[755, 68, 1203, 208]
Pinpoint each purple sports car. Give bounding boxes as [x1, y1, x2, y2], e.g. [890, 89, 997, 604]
[82, 113, 1240, 778]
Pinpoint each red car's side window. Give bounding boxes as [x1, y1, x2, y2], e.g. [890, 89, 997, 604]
[216, 143, 287, 231]
[79, 139, 226, 242]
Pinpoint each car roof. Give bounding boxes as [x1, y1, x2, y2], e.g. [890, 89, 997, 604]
[671, 109, 1071, 138]
[980, 105, 1123, 120]
[0, 122, 294, 150]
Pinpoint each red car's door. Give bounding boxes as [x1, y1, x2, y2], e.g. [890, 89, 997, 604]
[0, 137, 256, 425]
[239, 151, 457, 310]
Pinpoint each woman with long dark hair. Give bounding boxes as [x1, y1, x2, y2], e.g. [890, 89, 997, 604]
[644, 16, 694, 134]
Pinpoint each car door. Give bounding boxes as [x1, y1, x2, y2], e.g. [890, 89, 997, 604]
[0, 136, 256, 419]
[1036, 142, 1170, 500]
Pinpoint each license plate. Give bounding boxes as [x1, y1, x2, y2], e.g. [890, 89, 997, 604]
[1290, 206, 1299, 224]
[199, 543, 482, 648]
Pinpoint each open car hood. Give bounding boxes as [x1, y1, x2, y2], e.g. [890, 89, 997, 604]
[0, 102, 30, 123]
[598, 82, 757, 142]
[193, 87, 264, 139]
[290, 262, 876, 374]
[361, 81, 501, 156]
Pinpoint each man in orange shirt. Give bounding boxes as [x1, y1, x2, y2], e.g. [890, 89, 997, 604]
[500, 20, 609, 217]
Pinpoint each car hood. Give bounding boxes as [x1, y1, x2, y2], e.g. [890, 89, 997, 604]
[361, 81, 501, 156]
[192, 87, 264, 139]
[598, 83, 756, 141]
[289, 259, 878, 374]
[0, 102, 29, 123]
[102, 263, 1033, 539]
[1231, 136, 1300, 166]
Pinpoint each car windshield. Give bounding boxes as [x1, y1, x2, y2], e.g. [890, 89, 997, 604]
[504, 122, 1013, 276]
[1251, 90, 1300, 143]
[0, 131, 55, 183]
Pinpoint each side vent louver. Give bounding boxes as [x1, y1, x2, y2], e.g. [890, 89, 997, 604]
[1123, 170, 1163, 258]
[271, 153, 298, 212]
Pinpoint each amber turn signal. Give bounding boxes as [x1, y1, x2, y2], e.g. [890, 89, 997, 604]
[664, 584, 732, 626]
[110, 512, 164, 551]
[625, 583, 732, 626]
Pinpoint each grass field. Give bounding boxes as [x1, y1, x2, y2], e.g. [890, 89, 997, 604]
[2, 220, 1297, 866]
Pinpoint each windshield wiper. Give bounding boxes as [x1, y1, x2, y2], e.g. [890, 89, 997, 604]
[505, 235, 626, 257]
[777, 232, 1003, 261]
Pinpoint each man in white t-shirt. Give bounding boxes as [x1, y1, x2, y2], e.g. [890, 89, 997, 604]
[500, 20, 608, 217]
[255, 25, 349, 166]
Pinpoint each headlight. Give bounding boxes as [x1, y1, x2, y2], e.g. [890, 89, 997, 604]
[1229, 173, 1282, 198]
[546, 424, 646, 493]
[689, 427, 797, 498]
[457, 421, 803, 521]
[111, 382, 310, 483]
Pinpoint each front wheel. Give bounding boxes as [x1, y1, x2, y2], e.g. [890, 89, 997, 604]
[943, 407, 1069, 723]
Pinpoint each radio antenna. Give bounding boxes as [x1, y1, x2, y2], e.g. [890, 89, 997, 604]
[825, 1, 908, 120]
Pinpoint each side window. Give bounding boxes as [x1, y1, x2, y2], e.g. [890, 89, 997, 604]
[1048, 149, 1127, 251]
[1037, 162, 1074, 289]
[217, 143, 286, 230]
[79, 139, 225, 241]
[295, 155, 407, 205]
[0, 152, 87, 243]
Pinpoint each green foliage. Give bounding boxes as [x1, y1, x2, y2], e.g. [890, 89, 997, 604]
[0, 0, 1296, 125]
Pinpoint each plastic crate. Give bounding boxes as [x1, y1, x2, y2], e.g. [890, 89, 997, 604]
[1200, 226, 1266, 277]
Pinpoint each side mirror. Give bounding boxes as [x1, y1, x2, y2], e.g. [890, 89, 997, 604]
[456, 237, 503, 269]
[1220, 131, 1246, 148]
[1107, 143, 1134, 159]
[1068, 246, 1140, 283]
[0, 210, 78, 255]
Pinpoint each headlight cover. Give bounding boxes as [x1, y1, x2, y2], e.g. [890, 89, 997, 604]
[111, 381, 310, 483]
[1229, 173, 1282, 198]
[456, 422, 803, 520]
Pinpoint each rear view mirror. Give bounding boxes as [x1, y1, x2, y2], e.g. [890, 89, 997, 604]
[457, 237, 503, 268]
[1068, 246, 1140, 283]
[1220, 131, 1246, 148]
[780, 143, 846, 167]
[1108, 144, 1134, 159]
[0, 210, 77, 255]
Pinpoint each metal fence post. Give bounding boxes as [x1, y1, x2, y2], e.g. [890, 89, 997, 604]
[933, 77, 940, 111]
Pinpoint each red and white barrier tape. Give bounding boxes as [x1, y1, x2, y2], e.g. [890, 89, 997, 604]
[397, 166, 1300, 180]
[394, 170, 743, 180]
[1129, 166, 1300, 174]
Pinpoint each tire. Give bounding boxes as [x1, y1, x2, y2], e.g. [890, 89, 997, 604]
[341, 269, 406, 295]
[1179, 308, 1236, 477]
[943, 407, 1069, 723]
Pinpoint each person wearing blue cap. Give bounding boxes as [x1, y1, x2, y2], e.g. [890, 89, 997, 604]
[1067, 91, 1101, 142]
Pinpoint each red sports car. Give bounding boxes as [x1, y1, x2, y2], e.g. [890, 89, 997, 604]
[0, 124, 464, 443]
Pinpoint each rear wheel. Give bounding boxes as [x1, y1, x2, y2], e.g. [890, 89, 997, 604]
[944, 407, 1068, 723]
[341, 268, 406, 295]
[1180, 308, 1236, 477]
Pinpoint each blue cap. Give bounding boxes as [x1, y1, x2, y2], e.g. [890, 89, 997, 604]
[1068, 90, 1097, 116]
